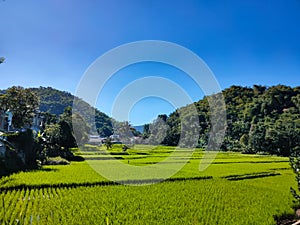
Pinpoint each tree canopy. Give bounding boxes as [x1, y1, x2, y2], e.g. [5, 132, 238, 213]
[31, 87, 113, 137]
[143, 84, 300, 156]
[0, 86, 39, 128]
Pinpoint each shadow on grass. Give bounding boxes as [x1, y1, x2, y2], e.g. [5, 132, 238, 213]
[135, 152, 149, 155]
[274, 211, 298, 225]
[38, 167, 59, 172]
[84, 156, 125, 160]
[109, 152, 129, 155]
[269, 167, 291, 171]
[138, 161, 191, 165]
[0, 176, 213, 192]
[0, 177, 15, 186]
[222, 172, 281, 181]
[200, 160, 289, 165]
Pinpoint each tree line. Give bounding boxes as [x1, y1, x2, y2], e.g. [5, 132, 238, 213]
[0, 86, 89, 176]
[31, 87, 113, 137]
[1, 84, 299, 177]
[143, 84, 300, 156]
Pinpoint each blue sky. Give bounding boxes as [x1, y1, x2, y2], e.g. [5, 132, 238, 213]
[0, 0, 300, 125]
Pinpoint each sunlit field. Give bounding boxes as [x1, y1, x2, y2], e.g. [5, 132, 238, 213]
[0, 145, 296, 224]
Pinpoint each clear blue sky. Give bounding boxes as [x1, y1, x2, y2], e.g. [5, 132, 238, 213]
[1, 0, 300, 125]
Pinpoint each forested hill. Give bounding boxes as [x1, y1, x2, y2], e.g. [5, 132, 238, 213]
[149, 84, 300, 156]
[3, 85, 300, 156]
[30, 87, 75, 116]
[30, 87, 113, 137]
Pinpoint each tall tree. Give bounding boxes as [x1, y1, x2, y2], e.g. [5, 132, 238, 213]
[72, 112, 90, 146]
[58, 106, 77, 149]
[0, 86, 39, 128]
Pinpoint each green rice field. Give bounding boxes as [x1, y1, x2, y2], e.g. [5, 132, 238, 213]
[0, 145, 296, 224]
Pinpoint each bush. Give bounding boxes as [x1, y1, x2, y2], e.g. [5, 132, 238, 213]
[44, 157, 70, 165]
[7, 129, 38, 168]
[66, 155, 85, 162]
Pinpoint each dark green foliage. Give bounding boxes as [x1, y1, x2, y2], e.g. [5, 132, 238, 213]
[0, 148, 24, 176]
[147, 114, 169, 145]
[142, 124, 150, 139]
[290, 148, 300, 204]
[39, 112, 58, 128]
[41, 107, 88, 161]
[7, 129, 37, 167]
[31, 87, 113, 137]
[59, 122, 77, 150]
[0, 129, 40, 177]
[122, 145, 129, 152]
[0, 86, 97, 177]
[43, 123, 63, 157]
[72, 112, 90, 146]
[148, 84, 300, 156]
[0, 87, 40, 176]
[104, 138, 113, 150]
[0, 86, 39, 128]
[30, 87, 76, 116]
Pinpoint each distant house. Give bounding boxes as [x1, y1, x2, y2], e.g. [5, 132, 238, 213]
[0, 109, 45, 132]
[0, 109, 44, 156]
[130, 136, 143, 144]
[110, 134, 120, 141]
[109, 134, 123, 144]
[31, 111, 44, 132]
[88, 135, 103, 145]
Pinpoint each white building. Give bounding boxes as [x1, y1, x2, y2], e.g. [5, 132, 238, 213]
[0, 110, 12, 131]
[88, 135, 103, 145]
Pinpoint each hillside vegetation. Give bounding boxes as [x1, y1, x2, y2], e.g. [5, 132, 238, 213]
[148, 84, 300, 156]
[3, 85, 300, 156]
[31, 87, 113, 137]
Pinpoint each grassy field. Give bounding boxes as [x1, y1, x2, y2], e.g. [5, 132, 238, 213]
[0, 145, 297, 224]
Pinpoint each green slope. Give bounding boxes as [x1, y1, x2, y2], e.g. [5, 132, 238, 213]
[31, 86, 113, 137]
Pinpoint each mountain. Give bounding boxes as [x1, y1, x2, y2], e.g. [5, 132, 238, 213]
[31, 87, 113, 137]
[3, 84, 300, 156]
[148, 84, 300, 156]
[30, 87, 75, 116]
[133, 125, 144, 133]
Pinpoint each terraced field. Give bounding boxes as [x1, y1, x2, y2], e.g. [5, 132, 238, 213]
[0, 145, 296, 224]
